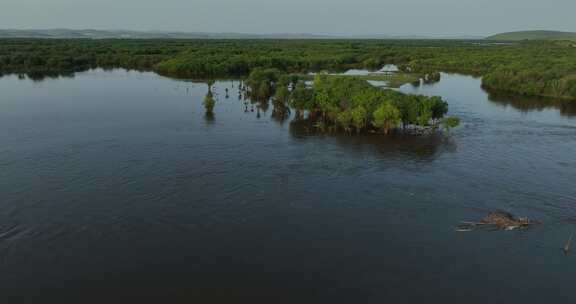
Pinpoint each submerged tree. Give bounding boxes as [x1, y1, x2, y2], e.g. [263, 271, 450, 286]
[301, 75, 458, 135]
[442, 116, 461, 133]
[246, 68, 282, 101]
[289, 81, 313, 119]
[203, 89, 216, 114]
[272, 84, 291, 120]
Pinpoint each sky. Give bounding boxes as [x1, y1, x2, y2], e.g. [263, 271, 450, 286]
[1, 0, 575, 36]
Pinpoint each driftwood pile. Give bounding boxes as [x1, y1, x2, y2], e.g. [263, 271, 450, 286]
[457, 211, 540, 232]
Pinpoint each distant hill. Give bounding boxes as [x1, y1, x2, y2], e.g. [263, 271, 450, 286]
[487, 30, 576, 41]
[0, 29, 483, 40]
[0, 29, 334, 39]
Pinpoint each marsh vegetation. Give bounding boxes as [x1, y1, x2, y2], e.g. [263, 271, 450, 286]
[243, 68, 458, 135]
[1, 39, 576, 100]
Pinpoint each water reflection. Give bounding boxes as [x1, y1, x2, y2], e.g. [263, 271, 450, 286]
[271, 108, 290, 124]
[487, 91, 576, 117]
[11, 69, 576, 120]
[2, 71, 76, 82]
[204, 112, 215, 125]
[289, 119, 455, 160]
[0, 68, 148, 82]
[255, 99, 270, 113]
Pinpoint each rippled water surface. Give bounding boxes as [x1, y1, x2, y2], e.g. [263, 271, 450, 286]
[1, 70, 576, 302]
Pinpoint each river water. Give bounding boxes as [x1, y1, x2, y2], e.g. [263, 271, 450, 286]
[1, 69, 576, 302]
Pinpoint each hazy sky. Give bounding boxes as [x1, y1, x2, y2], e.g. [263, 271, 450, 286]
[2, 0, 575, 36]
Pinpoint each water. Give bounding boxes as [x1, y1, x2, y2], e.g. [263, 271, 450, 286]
[1, 69, 576, 302]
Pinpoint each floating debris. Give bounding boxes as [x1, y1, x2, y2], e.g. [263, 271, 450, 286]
[457, 211, 540, 232]
[455, 226, 474, 232]
[564, 233, 573, 255]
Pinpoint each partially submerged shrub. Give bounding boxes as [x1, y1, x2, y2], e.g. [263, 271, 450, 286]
[203, 90, 216, 114]
[442, 116, 460, 133]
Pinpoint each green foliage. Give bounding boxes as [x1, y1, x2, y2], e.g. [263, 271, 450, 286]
[442, 116, 461, 133]
[245, 68, 285, 101]
[274, 84, 290, 103]
[290, 81, 313, 111]
[372, 102, 401, 134]
[203, 90, 216, 114]
[154, 40, 360, 78]
[2, 39, 574, 99]
[303, 75, 451, 133]
[0, 39, 461, 135]
[336, 110, 353, 133]
[241, 70, 454, 134]
[350, 106, 368, 133]
[272, 84, 291, 116]
[0, 39, 180, 78]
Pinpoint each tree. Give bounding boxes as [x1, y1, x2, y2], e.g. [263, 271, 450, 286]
[350, 106, 368, 133]
[336, 110, 353, 133]
[272, 84, 290, 117]
[372, 102, 401, 134]
[290, 81, 312, 111]
[442, 116, 460, 133]
[203, 90, 216, 114]
[246, 68, 283, 101]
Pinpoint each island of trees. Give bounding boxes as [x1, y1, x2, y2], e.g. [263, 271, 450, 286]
[240, 68, 459, 135]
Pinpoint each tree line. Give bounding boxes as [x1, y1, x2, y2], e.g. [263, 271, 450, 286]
[1, 39, 575, 99]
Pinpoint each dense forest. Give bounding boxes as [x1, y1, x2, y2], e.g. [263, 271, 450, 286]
[1, 39, 575, 99]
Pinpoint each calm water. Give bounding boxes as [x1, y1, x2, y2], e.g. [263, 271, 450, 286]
[1, 70, 576, 302]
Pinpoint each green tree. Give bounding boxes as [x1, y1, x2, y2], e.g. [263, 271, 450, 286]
[336, 110, 353, 133]
[442, 116, 460, 133]
[203, 90, 216, 114]
[350, 106, 368, 133]
[290, 81, 312, 110]
[272, 84, 290, 116]
[372, 102, 401, 134]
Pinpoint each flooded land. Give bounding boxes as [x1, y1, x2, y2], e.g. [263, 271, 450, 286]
[1, 69, 576, 301]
